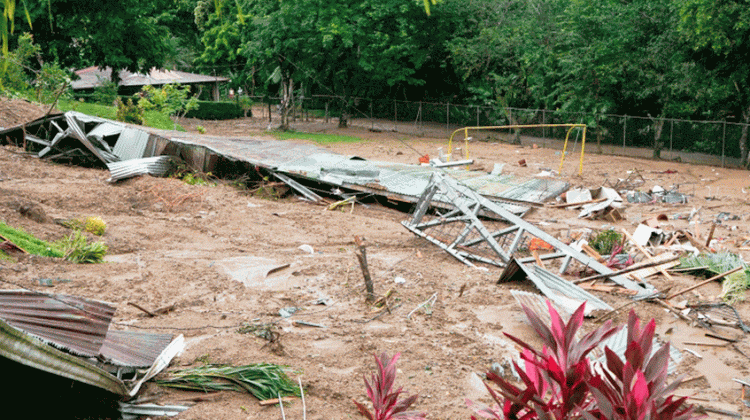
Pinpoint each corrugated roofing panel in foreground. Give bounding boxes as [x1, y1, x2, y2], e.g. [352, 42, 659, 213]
[100, 330, 175, 367]
[0, 290, 115, 357]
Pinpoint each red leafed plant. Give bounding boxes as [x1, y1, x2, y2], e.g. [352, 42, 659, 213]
[467, 301, 703, 420]
[583, 311, 702, 420]
[353, 352, 427, 420]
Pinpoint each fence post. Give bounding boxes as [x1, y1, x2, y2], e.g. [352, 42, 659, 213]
[419, 101, 423, 129]
[542, 110, 546, 139]
[446, 102, 450, 132]
[476, 106, 479, 127]
[394, 100, 397, 131]
[670, 119, 673, 155]
[325, 101, 329, 123]
[722, 120, 727, 167]
[370, 100, 374, 130]
[622, 116, 627, 155]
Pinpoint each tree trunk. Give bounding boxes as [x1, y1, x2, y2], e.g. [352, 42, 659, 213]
[740, 106, 750, 167]
[652, 118, 665, 159]
[279, 76, 293, 131]
[339, 95, 350, 128]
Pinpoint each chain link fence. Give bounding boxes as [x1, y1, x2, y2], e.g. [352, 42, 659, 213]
[212, 93, 750, 168]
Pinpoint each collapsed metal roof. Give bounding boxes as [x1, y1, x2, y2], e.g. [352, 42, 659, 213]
[0, 289, 115, 357]
[71, 66, 229, 90]
[0, 290, 182, 396]
[0, 112, 569, 212]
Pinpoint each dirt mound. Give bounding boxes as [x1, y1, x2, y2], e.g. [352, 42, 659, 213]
[0, 97, 48, 128]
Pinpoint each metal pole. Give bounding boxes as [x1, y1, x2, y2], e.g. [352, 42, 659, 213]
[325, 101, 329, 123]
[670, 119, 673, 155]
[722, 120, 727, 167]
[622, 116, 627, 155]
[542, 110, 546, 139]
[370, 100, 374, 130]
[394, 99, 397, 131]
[446, 102, 450, 132]
[419, 101, 422, 129]
[476, 106, 479, 127]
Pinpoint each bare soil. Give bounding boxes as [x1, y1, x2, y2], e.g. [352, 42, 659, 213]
[2, 100, 750, 418]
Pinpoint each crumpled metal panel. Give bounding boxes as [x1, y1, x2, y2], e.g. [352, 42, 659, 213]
[0, 317, 129, 395]
[113, 128, 151, 161]
[500, 259, 612, 316]
[101, 330, 175, 367]
[0, 290, 115, 357]
[107, 156, 172, 182]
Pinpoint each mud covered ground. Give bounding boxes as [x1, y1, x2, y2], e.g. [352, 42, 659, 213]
[1, 99, 750, 418]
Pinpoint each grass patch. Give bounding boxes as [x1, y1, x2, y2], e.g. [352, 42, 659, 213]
[271, 130, 362, 144]
[0, 222, 64, 258]
[57, 99, 184, 131]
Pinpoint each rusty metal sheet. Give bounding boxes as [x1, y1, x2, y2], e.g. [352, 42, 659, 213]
[0, 290, 115, 357]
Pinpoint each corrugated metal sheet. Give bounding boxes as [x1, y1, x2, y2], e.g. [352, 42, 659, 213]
[0, 317, 129, 395]
[72, 66, 228, 90]
[101, 330, 175, 367]
[510, 290, 573, 321]
[106, 156, 172, 182]
[499, 259, 612, 316]
[113, 128, 151, 160]
[0, 290, 114, 357]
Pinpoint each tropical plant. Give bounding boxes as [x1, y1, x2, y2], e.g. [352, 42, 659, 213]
[157, 363, 300, 401]
[584, 312, 700, 420]
[353, 352, 426, 420]
[55, 230, 107, 263]
[467, 301, 701, 420]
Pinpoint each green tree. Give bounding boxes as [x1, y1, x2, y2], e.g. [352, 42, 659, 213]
[19, 0, 172, 82]
[677, 0, 750, 165]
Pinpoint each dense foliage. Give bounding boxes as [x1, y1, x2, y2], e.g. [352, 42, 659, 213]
[4, 0, 750, 160]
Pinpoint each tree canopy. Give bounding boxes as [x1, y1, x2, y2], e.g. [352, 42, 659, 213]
[5, 0, 750, 160]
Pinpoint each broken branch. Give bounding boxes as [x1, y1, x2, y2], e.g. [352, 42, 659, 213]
[665, 266, 745, 300]
[128, 302, 157, 317]
[354, 235, 375, 303]
[574, 255, 681, 283]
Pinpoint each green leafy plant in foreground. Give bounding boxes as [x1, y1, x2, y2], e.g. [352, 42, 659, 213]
[467, 301, 701, 420]
[55, 230, 107, 263]
[354, 352, 426, 420]
[157, 363, 300, 401]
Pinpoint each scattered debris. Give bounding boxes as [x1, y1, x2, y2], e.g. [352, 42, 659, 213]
[402, 173, 651, 296]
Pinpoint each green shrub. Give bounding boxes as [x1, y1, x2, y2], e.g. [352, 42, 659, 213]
[116, 97, 145, 124]
[55, 231, 107, 264]
[589, 229, 622, 256]
[184, 101, 245, 120]
[92, 79, 119, 105]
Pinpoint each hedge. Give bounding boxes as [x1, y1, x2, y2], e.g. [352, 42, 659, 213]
[185, 101, 248, 120]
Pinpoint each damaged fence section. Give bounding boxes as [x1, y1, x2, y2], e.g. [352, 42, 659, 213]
[402, 173, 653, 297]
